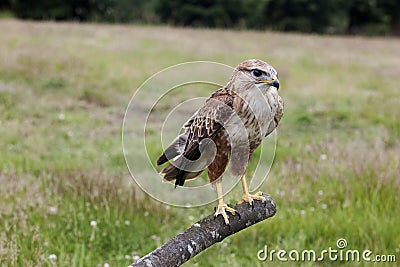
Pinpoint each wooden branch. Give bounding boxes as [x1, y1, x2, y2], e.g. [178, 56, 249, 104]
[130, 193, 276, 267]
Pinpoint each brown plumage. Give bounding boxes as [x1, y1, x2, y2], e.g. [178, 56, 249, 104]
[157, 59, 284, 224]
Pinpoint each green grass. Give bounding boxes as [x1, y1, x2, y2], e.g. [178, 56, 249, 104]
[0, 19, 399, 266]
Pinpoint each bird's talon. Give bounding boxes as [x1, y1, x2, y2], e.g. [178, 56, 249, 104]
[239, 193, 266, 208]
[214, 203, 238, 225]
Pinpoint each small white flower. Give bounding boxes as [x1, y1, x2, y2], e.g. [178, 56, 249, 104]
[318, 190, 324, 196]
[124, 220, 130, 226]
[144, 211, 149, 217]
[67, 130, 74, 137]
[104, 263, 110, 267]
[48, 206, 58, 215]
[125, 255, 130, 260]
[58, 113, 65, 121]
[151, 235, 159, 240]
[165, 205, 170, 210]
[48, 254, 57, 261]
[188, 215, 194, 221]
[321, 203, 328, 210]
[300, 210, 306, 216]
[295, 163, 301, 171]
[90, 220, 97, 228]
[320, 154, 327, 160]
[132, 255, 140, 261]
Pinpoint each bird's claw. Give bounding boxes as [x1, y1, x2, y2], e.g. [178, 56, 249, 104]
[238, 192, 266, 208]
[214, 203, 238, 225]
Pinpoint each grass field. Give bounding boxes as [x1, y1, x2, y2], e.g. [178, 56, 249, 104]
[0, 19, 399, 266]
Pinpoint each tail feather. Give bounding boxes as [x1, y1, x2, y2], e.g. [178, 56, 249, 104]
[158, 132, 213, 187]
[160, 161, 204, 187]
[160, 164, 180, 181]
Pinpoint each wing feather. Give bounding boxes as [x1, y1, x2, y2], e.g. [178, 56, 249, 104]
[172, 89, 234, 186]
[265, 94, 284, 137]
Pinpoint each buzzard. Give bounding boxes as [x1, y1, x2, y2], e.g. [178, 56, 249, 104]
[157, 59, 283, 225]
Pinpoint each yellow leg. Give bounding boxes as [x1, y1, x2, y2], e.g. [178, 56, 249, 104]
[237, 175, 266, 205]
[214, 180, 237, 225]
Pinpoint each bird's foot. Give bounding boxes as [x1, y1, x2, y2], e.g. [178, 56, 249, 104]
[237, 191, 266, 208]
[214, 203, 238, 225]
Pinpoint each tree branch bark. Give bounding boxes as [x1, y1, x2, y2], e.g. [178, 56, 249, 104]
[130, 193, 276, 267]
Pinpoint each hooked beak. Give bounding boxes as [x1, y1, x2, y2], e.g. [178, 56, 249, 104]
[258, 75, 280, 90]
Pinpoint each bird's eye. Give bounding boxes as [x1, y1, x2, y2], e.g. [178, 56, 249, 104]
[252, 69, 263, 77]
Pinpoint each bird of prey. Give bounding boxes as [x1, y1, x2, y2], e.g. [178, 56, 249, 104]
[157, 59, 283, 225]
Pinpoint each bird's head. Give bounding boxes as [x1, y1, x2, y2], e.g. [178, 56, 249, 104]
[229, 59, 279, 93]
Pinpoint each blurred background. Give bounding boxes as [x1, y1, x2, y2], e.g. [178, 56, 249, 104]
[0, 1, 399, 266]
[1, 0, 400, 35]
